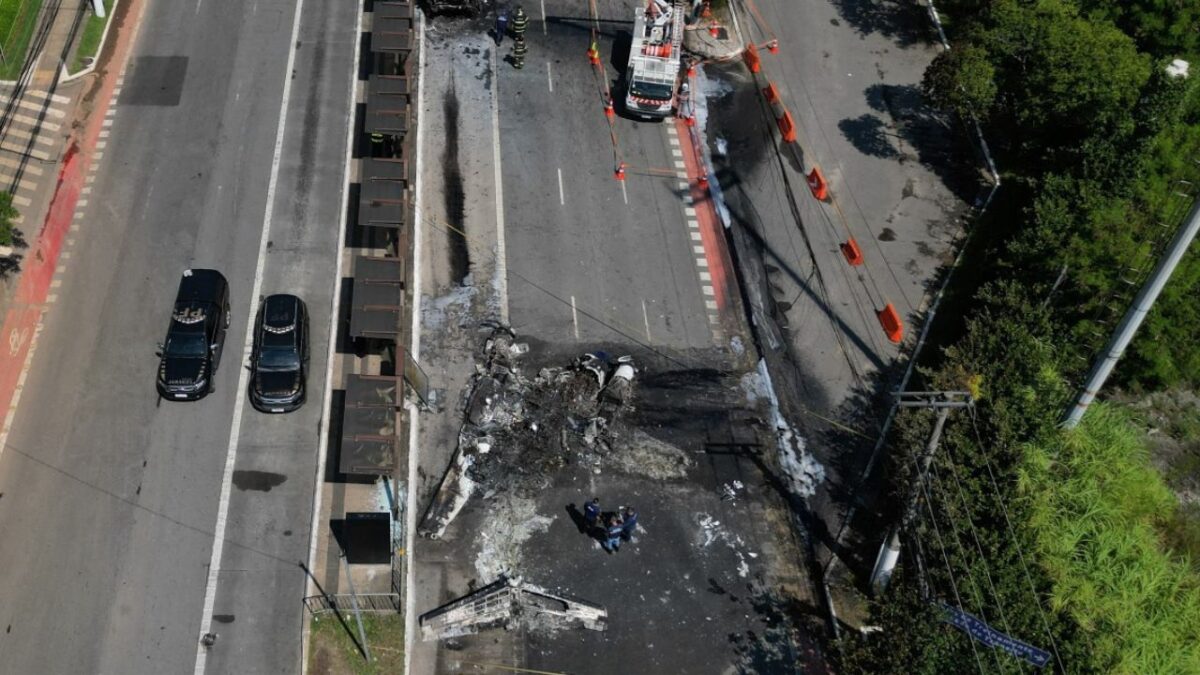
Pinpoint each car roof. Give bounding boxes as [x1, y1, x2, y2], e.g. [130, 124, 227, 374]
[262, 294, 303, 327]
[176, 269, 228, 305]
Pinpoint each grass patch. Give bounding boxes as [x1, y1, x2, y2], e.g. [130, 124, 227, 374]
[0, 0, 45, 80]
[69, 0, 113, 73]
[308, 613, 405, 675]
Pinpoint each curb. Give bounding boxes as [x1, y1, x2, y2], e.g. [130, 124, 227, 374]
[61, 0, 122, 83]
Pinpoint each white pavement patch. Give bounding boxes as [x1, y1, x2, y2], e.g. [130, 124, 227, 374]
[474, 495, 555, 582]
[754, 359, 826, 498]
[421, 282, 478, 332]
[194, 0, 308, 668]
[695, 513, 759, 579]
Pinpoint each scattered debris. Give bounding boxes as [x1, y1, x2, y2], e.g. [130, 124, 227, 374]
[696, 513, 758, 579]
[720, 480, 745, 501]
[419, 576, 607, 641]
[419, 327, 639, 539]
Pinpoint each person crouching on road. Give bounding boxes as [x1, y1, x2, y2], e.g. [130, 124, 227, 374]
[603, 515, 624, 553]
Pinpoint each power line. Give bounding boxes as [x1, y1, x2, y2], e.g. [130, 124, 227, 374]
[918, 476, 987, 675]
[968, 407, 1067, 673]
[928, 463, 1012, 674]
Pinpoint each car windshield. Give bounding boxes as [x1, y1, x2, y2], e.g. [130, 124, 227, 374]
[629, 80, 673, 101]
[164, 332, 207, 358]
[258, 346, 300, 371]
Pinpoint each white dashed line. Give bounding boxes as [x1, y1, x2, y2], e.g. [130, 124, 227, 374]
[571, 295, 579, 339]
[620, 179, 628, 204]
[194, 0, 307, 665]
[546, 61, 553, 92]
[641, 299, 652, 343]
[690, 231, 702, 241]
[557, 167, 564, 205]
[692, 245, 705, 255]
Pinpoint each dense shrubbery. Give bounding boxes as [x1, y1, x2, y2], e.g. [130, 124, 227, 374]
[837, 1, 1200, 672]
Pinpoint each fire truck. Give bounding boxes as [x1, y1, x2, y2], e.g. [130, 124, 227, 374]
[624, 0, 684, 119]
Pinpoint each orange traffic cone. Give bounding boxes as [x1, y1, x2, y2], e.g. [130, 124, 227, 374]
[615, 162, 626, 181]
[604, 95, 615, 118]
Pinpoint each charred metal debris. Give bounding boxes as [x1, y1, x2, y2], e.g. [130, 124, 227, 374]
[419, 326, 639, 539]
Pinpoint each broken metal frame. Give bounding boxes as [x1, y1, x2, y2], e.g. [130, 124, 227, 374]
[419, 576, 608, 641]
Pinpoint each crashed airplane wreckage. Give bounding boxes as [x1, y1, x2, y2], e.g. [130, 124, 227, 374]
[419, 575, 608, 640]
[418, 326, 637, 539]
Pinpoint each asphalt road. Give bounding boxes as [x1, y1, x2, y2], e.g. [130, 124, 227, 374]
[709, 0, 978, 571]
[501, 0, 719, 354]
[0, 0, 355, 672]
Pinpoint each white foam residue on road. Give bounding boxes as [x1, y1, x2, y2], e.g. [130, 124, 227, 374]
[475, 495, 555, 581]
[755, 359, 826, 498]
[422, 280, 478, 331]
[693, 66, 732, 228]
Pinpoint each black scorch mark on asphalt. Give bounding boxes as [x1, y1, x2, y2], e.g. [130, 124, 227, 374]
[231, 470, 287, 492]
[213, 615, 236, 624]
[442, 86, 472, 285]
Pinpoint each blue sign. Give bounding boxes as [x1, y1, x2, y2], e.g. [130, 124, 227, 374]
[939, 603, 1052, 668]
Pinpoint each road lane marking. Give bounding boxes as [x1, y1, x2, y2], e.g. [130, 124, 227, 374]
[546, 61, 553, 92]
[557, 167, 564, 205]
[490, 48, 510, 323]
[620, 179, 628, 204]
[571, 295, 579, 339]
[641, 299, 652, 343]
[193, 0, 307, 667]
[540, 0, 547, 34]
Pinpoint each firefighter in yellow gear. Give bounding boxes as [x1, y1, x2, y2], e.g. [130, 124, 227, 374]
[512, 35, 527, 69]
[512, 7, 528, 37]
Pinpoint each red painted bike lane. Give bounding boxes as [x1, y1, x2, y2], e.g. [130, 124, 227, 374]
[0, 0, 145, 442]
[674, 115, 742, 327]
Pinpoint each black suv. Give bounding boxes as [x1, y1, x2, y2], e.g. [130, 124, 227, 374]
[157, 269, 230, 400]
[249, 294, 309, 413]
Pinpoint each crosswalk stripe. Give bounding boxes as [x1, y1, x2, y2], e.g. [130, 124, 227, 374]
[0, 98, 66, 119]
[0, 89, 70, 105]
[3, 113, 60, 132]
[0, 156, 43, 175]
[1, 125, 56, 145]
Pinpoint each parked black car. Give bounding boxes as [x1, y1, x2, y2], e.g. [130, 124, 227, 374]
[157, 269, 230, 400]
[249, 294, 309, 413]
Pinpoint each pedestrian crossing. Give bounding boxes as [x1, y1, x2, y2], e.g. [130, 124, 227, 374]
[0, 85, 72, 214]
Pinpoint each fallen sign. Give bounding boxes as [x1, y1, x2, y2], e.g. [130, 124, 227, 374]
[419, 575, 607, 640]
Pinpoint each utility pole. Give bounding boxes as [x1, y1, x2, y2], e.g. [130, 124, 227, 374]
[338, 544, 372, 663]
[870, 391, 972, 595]
[1063, 191, 1200, 429]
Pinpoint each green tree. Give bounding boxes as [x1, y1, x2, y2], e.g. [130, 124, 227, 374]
[1078, 0, 1200, 59]
[921, 45, 997, 119]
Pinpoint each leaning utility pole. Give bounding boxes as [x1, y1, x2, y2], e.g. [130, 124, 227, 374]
[870, 391, 972, 595]
[1063, 192, 1200, 429]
